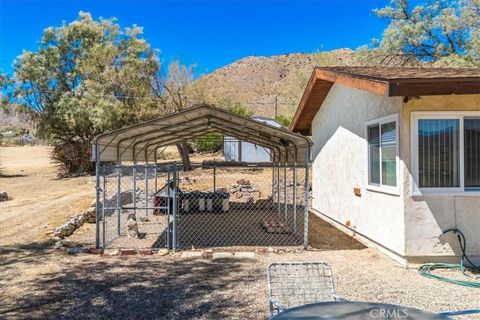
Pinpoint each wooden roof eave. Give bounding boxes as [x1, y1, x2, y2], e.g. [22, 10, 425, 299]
[290, 68, 390, 134]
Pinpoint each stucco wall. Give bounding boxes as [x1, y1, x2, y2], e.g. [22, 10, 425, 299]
[311, 83, 405, 256]
[401, 95, 480, 260]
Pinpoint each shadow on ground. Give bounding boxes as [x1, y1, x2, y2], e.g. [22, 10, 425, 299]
[0, 242, 265, 320]
[308, 212, 366, 250]
[0, 173, 27, 178]
[0, 211, 365, 320]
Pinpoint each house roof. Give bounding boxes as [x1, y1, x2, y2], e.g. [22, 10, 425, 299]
[92, 104, 312, 163]
[290, 67, 480, 135]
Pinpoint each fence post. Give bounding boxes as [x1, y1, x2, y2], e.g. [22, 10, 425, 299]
[271, 162, 275, 205]
[154, 162, 158, 194]
[95, 148, 100, 249]
[303, 145, 310, 249]
[166, 167, 171, 250]
[293, 162, 297, 231]
[144, 164, 148, 218]
[277, 162, 281, 215]
[172, 162, 178, 252]
[116, 166, 121, 236]
[213, 163, 216, 192]
[132, 166, 137, 217]
[102, 166, 107, 249]
[284, 162, 287, 221]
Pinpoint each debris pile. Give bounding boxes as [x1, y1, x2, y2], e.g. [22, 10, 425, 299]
[53, 239, 89, 254]
[262, 220, 290, 234]
[53, 208, 95, 239]
[228, 179, 262, 203]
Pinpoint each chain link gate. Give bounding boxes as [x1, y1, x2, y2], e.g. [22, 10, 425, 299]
[97, 162, 308, 251]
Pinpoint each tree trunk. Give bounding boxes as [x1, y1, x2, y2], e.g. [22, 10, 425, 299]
[176, 141, 192, 171]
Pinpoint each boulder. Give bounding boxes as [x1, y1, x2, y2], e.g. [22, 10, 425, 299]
[0, 192, 8, 202]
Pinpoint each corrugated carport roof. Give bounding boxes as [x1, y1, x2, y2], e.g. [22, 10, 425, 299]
[92, 104, 312, 163]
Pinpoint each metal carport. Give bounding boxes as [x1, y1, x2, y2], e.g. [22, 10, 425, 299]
[92, 104, 312, 251]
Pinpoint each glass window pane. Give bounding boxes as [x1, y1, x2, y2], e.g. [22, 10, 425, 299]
[465, 118, 480, 190]
[418, 119, 460, 188]
[368, 125, 380, 185]
[381, 121, 397, 187]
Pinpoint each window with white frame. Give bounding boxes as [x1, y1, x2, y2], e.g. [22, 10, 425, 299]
[412, 112, 480, 193]
[366, 114, 398, 191]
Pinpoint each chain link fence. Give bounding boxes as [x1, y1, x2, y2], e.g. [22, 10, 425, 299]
[97, 162, 308, 250]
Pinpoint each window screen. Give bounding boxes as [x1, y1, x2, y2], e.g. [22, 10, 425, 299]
[465, 118, 480, 190]
[418, 119, 460, 188]
[368, 120, 397, 188]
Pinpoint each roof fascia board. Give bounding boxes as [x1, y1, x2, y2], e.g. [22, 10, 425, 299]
[388, 79, 480, 96]
[290, 68, 390, 132]
[314, 68, 389, 96]
[289, 69, 323, 132]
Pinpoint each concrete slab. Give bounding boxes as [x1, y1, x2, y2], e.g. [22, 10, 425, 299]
[212, 252, 234, 260]
[157, 248, 169, 256]
[181, 251, 203, 259]
[234, 252, 256, 260]
[104, 249, 120, 256]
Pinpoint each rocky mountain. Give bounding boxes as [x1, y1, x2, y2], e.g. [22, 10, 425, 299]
[197, 49, 359, 118]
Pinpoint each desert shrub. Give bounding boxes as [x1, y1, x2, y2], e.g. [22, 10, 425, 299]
[225, 103, 253, 117]
[191, 132, 223, 153]
[275, 114, 293, 127]
[51, 141, 94, 176]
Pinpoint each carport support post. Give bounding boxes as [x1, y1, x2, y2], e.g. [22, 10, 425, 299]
[303, 145, 310, 249]
[277, 162, 281, 214]
[283, 162, 287, 221]
[271, 162, 275, 205]
[154, 163, 158, 194]
[132, 166, 137, 217]
[116, 165, 121, 236]
[102, 166, 106, 249]
[95, 147, 100, 248]
[293, 162, 297, 231]
[144, 164, 148, 217]
[172, 162, 178, 252]
[166, 169, 171, 250]
[213, 163, 216, 192]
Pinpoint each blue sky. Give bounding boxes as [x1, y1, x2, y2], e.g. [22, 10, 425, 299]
[0, 0, 391, 77]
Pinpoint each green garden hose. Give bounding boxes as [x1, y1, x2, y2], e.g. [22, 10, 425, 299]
[418, 228, 480, 288]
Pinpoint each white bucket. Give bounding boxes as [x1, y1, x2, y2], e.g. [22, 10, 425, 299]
[222, 199, 229, 212]
[182, 199, 189, 212]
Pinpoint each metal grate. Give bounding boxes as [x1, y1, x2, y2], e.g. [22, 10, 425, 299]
[267, 262, 336, 318]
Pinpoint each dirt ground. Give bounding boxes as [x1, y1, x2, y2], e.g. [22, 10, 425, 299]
[1, 146, 479, 320]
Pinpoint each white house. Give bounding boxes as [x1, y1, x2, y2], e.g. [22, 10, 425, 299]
[290, 67, 480, 265]
[224, 116, 282, 162]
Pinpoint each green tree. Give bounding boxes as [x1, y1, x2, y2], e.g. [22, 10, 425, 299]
[361, 0, 480, 66]
[14, 12, 161, 174]
[275, 114, 293, 127]
[225, 102, 253, 117]
[0, 73, 14, 110]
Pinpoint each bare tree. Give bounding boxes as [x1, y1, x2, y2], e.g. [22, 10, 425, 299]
[153, 60, 208, 171]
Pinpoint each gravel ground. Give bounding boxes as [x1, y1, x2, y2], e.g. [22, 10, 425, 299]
[1, 243, 479, 320]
